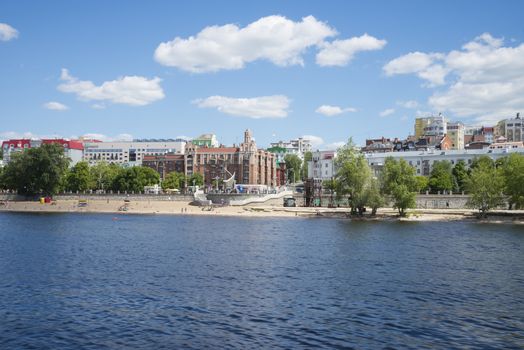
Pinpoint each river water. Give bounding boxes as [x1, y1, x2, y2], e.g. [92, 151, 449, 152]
[0, 213, 522, 349]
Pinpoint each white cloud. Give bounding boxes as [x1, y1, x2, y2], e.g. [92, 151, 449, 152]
[58, 69, 165, 106]
[316, 33, 386, 66]
[43, 101, 69, 111]
[315, 104, 357, 116]
[155, 15, 336, 72]
[383, 51, 447, 86]
[323, 141, 346, 150]
[397, 100, 419, 109]
[385, 33, 524, 124]
[193, 95, 290, 119]
[0, 131, 42, 140]
[0, 23, 18, 41]
[302, 135, 324, 148]
[379, 108, 395, 117]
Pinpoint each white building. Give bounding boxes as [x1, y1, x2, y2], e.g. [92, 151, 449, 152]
[423, 115, 448, 137]
[503, 113, 523, 142]
[269, 137, 312, 161]
[364, 147, 524, 177]
[307, 150, 337, 181]
[447, 122, 465, 150]
[84, 139, 186, 166]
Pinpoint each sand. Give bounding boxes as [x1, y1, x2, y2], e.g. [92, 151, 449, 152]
[1, 199, 523, 224]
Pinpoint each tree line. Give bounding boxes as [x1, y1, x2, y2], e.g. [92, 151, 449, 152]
[0, 144, 203, 196]
[329, 139, 524, 217]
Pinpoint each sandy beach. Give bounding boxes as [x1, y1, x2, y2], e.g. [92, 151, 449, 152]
[1, 199, 523, 224]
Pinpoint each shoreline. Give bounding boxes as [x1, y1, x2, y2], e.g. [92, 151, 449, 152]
[1, 199, 523, 224]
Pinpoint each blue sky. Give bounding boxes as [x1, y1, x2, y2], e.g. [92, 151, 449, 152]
[1, 0, 523, 149]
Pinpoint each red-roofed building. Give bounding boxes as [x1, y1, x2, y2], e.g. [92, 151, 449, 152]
[1, 138, 84, 165]
[142, 130, 279, 189]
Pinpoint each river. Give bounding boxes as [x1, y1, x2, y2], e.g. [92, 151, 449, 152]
[0, 213, 522, 349]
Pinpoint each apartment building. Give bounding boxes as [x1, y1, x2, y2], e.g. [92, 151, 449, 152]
[269, 137, 312, 161]
[1, 138, 84, 165]
[365, 147, 524, 177]
[143, 130, 279, 187]
[83, 139, 186, 166]
[307, 150, 337, 181]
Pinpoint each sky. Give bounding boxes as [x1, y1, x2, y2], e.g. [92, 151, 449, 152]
[1, 0, 524, 149]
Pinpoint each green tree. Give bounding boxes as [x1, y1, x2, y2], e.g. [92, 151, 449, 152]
[112, 166, 160, 193]
[188, 173, 204, 187]
[500, 153, 524, 209]
[162, 172, 185, 190]
[335, 139, 372, 215]
[415, 175, 429, 193]
[452, 160, 468, 193]
[381, 158, 417, 216]
[465, 161, 505, 218]
[365, 177, 384, 216]
[301, 151, 312, 180]
[284, 154, 302, 183]
[429, 160, 454, 193]
[66, 161, 94, 192]
[469, 155, 494, 173]
[90, 162, 121, 191]
[2, 143, 70, 196]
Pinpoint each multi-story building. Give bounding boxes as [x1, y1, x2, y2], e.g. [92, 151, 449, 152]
[446, 122, 465, 150]
[143, 130, 279, 188]
[500, 113, 523, 142]
[142, 154, 187, 180]
[414, 114, 448, 139]
[269, 137, 312, 161]
[365, 147, 524, 177]
[1, 138, 84, 165]
[83, 139, 186, 166]
[307, 150, 337, 181]
[191, 133, 219, 148]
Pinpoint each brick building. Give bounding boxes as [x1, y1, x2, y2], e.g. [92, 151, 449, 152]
[143, 130, 279, 188]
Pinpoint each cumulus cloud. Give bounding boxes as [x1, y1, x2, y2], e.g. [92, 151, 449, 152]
[193, 95, 290, 119]
[302, 135, 324, 148]
[155, 15, 385, 72]
[385, 33, 524, 124]
[383, 52, 447, 86]
[379, 108, 395, 117]
[0, 23, 18, 41]
[43, 101, 69, 111]
[316, 34, 386, 66]
[58, 69, 165, 106]
[315, 104, 357, 116]
[155, 15, 336, 72]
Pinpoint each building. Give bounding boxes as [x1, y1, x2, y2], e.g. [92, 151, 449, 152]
[1, 138, 84, 165]
[142, 154, 187, 180]
[501, 113, 523, 142]
[447, 122, 465, 150]
[362, 137, 395, 153]
[414, 114, 448, 139]
[365, 147, 524, 177]
[269, 137, 312, 161]
[83, 139, 186, 166]
[464, 125, 494, 145]
[307, 150, 337, 181]
[143, 130, 279, 188]
[191, 133, 219, 148]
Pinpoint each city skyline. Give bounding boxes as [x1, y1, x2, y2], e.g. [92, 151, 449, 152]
[1, 0, 523, 148]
